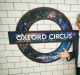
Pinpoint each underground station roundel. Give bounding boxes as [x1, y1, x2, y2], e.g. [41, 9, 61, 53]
[8, 7, 78, 63]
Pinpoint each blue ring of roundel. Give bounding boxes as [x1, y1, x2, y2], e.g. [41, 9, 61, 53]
[16, 7, 72, 63]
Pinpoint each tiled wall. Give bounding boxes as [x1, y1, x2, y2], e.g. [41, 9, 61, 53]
[0, 0, 80, 75]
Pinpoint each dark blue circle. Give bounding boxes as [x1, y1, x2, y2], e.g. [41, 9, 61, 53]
[16, 7, 72, 63]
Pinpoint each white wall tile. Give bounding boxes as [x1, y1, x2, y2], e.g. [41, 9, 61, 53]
[63, 64, 69, 69]
[69, 64, 75, 69]
[0, 11, 7, 17]
[0, 51, 13, 57]
[46, 65, 57, 71]
[36, 0, 50, 3]
[28, 61, 39, 67]
[65, 0, 77, 4]
[40, 63, 51, 66]
[44, 20, 55, 24]
[0, 65, 1, 69]
[64, 69, 75, 75]
[18, 74, 28, 75]
[9, 68, 21, 75]
[13, 51, 23, 56]
[0, 0, 5, 2]
[2, 63, 14, 69]
[21, 56, 31, 62]
[0, 39, 9, 45]
[44, 43, 58, 49]
[34, 66, 46, 72]
[41, 71, 52, 75]
[38, 48, 52, 53]
[1, 18, 16, 24]
[58, 4, 70, 11]
[0, 32, 3, 38]
[0, 25, 9, 31]
[6, 0, 20, 2]
[52, 59, 64, 65]
[44, 4, 57, 9]
[15, 62, 27, 68]
[22, 67, 34, 73]
[22, 10, 28, 15]
[51, 24, 61, 30]
[29, 24, 38, 31]
[0, 45, 5, 51]
[30, 43, 45, 50]
[8, 11, 22, 17]
[7, 57, 20, 62]
[0, 39, 7, 45]
[3, 32, 8, 39]
[33, 20, 44, 24]
[78, 0, 80, 4]
[6, 45, 19, 50]
[14, 3, 29, 10]
[21, 0, 36, 2]
[15, 17, 20, 24]
[0, 69, 8, 75]
[29, 72, 40, 75]
[38, 24, 50, 31]
[0, 57, 7, 64]
[0, 3, 14, 10]
[63, 11, 76, 18]
[2, 39, 9, 44]
[58, 64, 69, 70]
[51, 0, 64, 3]
[9, 25, 16, 31]
[0, 19, 1, 24]
[53, 70, 63, 75]
[69, 18, 76, 25]
[29, 3, 43, 10]
[71, 5, 80, 11]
